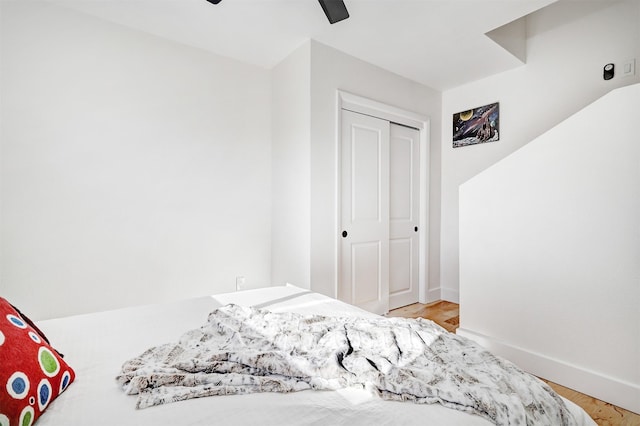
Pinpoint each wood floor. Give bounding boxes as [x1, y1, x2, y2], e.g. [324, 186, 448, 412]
[388, 301, 640, 426]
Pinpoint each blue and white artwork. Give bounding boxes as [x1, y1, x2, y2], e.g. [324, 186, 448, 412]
[453, 102, 499, 148]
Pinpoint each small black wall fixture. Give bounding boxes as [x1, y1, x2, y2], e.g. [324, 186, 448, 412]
[318, 0, 350, 24]
[603, 63, 615, 80]
[205, 0, 222, 4]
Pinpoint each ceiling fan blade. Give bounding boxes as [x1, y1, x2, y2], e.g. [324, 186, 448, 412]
[318, 0, 349, 24]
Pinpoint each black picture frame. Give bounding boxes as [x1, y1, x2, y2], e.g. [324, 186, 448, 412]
[453, 102, 500, 148]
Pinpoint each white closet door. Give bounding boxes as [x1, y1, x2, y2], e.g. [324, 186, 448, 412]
[389, 123, 420, 310]
[339, 110, 390, 315]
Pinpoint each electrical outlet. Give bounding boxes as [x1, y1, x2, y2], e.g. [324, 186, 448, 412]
[622, 58, 636, 77]
[235, 276, 245, 291]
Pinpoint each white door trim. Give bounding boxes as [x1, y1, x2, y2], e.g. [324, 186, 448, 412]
[335, 90, 431, 306]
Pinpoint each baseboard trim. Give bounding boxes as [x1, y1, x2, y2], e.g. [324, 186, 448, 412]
[424, 287, 441, 303]
[440, 287, 459, 304]
[456, 327, 640, 414]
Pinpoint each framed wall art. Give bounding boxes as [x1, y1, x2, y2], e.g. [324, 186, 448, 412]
[453, 102, 499, 148]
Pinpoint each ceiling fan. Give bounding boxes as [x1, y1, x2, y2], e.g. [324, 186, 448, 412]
[204, 0, 349, 24]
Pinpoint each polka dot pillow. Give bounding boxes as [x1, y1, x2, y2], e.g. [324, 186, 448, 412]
[0, 297, 75, 426]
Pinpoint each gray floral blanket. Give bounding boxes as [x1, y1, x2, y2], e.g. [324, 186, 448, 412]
[116, 304, 577, 426]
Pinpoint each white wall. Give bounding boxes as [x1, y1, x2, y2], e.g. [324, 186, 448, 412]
[269, 40, 442, 301]
[440, 0, 640, 301]
[0, 2, 272, 320]
[271, 42, 311, 288]
[458, 83, 640, 413]
[308, 40, 442, 300]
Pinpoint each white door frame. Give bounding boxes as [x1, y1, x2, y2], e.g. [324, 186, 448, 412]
[335, 90, 430, 306]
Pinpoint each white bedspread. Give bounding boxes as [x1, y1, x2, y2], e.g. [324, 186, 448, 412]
[35, 285, 596, 426]
[117, 304, 577, 426]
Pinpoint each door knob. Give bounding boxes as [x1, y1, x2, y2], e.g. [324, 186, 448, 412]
[342, 231, 348, 238]
[414, 226, 418, 232]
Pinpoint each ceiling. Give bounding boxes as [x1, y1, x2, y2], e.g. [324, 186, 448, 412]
[47, 0, 558, 90]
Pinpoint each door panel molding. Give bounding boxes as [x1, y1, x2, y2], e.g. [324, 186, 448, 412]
[389, 123, 420, 309]
[340, 110, 390, 314]
[351, 241, 382, 306]
[390, 237, 412, 294]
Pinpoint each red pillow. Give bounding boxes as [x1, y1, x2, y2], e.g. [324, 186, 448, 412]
[0, 297, 75, 426]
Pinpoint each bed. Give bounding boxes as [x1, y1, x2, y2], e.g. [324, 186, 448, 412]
[12, 285, 594, 425]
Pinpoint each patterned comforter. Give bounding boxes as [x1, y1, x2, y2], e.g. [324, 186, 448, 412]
[116, 304, 577, 426]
